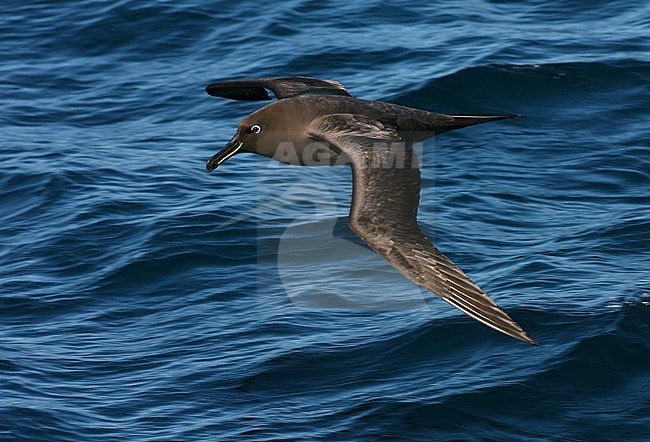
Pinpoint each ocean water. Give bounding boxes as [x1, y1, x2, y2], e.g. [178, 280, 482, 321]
[1, 0, 649, 440]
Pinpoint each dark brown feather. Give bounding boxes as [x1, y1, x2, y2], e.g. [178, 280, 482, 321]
[309, 113, 538, 346]
[205, 76, 352, 101]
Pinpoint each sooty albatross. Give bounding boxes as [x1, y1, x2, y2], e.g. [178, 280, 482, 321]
[204, 76, 538, 346]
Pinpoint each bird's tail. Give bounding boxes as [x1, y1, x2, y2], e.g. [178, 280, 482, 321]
[437, 114, 519, 135]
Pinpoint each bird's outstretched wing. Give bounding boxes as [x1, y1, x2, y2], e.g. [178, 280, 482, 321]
[205, 76, 352, 101]
[309, 113, 538, 346]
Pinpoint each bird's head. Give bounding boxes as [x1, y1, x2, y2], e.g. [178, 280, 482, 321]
[206, 112, 262, 172]
[207, 103, 309, 172]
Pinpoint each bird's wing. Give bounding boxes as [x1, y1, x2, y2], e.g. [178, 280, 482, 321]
[205, 76, 352, 101]
[309, 113, 538, 345]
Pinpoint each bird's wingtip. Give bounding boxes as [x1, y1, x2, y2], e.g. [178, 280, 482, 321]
[487, 113, 520, 120]
[526, 336, 541, 346]
[520, 331, 540, 346]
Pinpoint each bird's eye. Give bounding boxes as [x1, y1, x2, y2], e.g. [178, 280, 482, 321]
[250, 124, 262, 134]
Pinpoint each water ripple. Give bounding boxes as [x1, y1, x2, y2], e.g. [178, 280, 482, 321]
[1, 0, 649, 440]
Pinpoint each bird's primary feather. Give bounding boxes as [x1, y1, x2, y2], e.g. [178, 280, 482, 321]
[308, 114, 538, 346]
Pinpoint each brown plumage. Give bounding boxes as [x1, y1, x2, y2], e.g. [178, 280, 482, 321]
[205, 76, 538, 346]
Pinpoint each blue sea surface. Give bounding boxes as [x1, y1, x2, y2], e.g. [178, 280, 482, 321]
[1, 1, 649, 440]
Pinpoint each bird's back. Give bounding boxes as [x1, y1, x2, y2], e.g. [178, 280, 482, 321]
[287, 95, 452, 143]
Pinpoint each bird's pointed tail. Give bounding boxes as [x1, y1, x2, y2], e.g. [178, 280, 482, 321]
[437, 113, 519, 135]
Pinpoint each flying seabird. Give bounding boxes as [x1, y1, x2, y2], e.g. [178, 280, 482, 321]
[205, 76, 538, 346]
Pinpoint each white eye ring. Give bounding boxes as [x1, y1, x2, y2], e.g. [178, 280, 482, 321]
[250, 124, 262, 134]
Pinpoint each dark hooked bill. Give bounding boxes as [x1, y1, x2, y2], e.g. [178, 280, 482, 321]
[206, 136, 242, 172]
